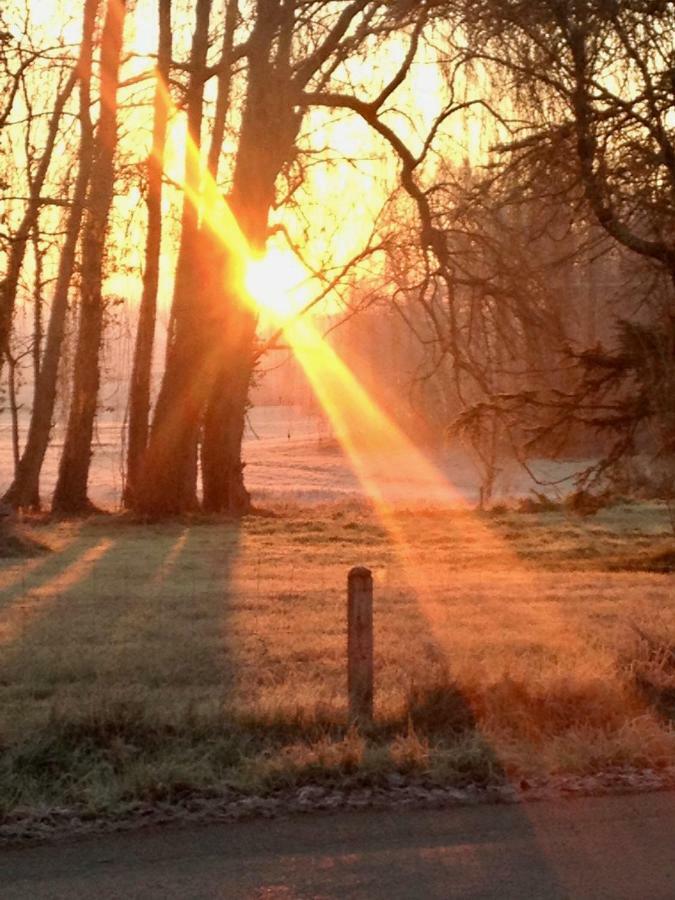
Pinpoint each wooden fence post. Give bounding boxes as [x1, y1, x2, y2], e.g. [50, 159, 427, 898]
[347, 566, 373, 726]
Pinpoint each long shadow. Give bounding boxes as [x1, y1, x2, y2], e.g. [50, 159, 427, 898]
[0, 525, 115, 645]
[0, 523, 89, 606]
[356, 513, 675, 897]
[360, 551, 574, 894]
[375, 573, 507, 776]
[2, 508, 672, 895]
[97, 519, 243, 704]
[0, 517, 242, 751]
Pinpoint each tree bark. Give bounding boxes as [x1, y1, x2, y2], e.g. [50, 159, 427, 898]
[200, 0, 299, 513]
[201, 290, 256, 513]
[134, 0, 213, 516]
[5, 352, 21, 476]
[124, 0, 172, 507]
[52, 0, 126, 514]
[3, 0, 99, 510]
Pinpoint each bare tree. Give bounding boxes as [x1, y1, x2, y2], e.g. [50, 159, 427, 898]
[134, 0, 214, 515]
[0, 45, 77, 383]
[136, 0, 444, 516]
[464, 0, 674, 280]
[4, 0, 99, 510]
[124, 0, 172, 507]
[53, 0, 127, 513]
[453, 0, 675, 486]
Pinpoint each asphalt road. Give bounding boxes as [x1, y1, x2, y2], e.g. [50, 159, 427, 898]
[2, 793, 675, 899]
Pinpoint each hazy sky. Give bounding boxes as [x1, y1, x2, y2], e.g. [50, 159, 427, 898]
[8, 2, 487, 315]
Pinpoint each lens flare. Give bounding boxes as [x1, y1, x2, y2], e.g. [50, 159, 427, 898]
[244, 248, 309, 320]
[154, 73, 515, 568]
[285, 316, 467, 512]
[154, 70, 534, 592]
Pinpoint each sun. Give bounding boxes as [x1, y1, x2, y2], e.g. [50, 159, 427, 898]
[243, 248, 309, 320]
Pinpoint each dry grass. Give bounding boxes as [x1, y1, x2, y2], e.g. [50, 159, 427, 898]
[0, 522, 49, 559]
[0, 501, 673, 816]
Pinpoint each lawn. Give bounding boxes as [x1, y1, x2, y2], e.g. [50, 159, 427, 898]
[0, 501, 673, 821]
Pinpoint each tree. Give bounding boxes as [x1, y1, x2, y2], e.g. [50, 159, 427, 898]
[5, 0, 670, 513]
[4, 0, 99, 510]
[465, 0, 675, 281]
[52, 0, 127, 513]
[136, 0, 434, 516]
[124, 0, 172, 507]
[200, 0, 301, 514]
[134, 0, 214, 515]
[0, 35, 77, 383]
[454, 0, 675, 484]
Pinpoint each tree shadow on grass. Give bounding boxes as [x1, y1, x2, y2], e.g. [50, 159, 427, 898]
[0, 517, 243, 810]
[0, 523, 111, 645]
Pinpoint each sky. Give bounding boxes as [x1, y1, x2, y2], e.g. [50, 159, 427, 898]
[6, 1, 490, 320]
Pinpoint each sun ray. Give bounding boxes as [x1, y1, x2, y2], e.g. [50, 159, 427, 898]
[153, 72, 596, 685]
[0, 526, 83, 600]
[152, 528, 189, 586]
[0, 539, 114, 645]
[154, 71, 529, 582]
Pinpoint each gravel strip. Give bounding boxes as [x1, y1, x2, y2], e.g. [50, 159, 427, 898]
[2, 767, 675, 847]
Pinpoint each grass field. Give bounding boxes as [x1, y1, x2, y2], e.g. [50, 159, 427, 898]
[0, 501, 674, 819]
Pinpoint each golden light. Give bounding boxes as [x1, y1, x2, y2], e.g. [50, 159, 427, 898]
[152, 82, 601, 816]
[0, 539, 115, 646]
[16, 7, 653, 838]
[279, 313, 538, 671]
[244, 248, 309, 321]
[153, 68, 527, 591]
[285, 316, 467, 511]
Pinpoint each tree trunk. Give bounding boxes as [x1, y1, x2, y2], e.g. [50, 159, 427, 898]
[32, 224, 43, 385]
[200, 0, 299, 513]
[134, 0, 213, 516]
[52, 0, 126, 514]
[201, 290, 256, 514]
[5, 352, 21, 476]
[124, 0, 172, 507]
[4, 0, 99, 510]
